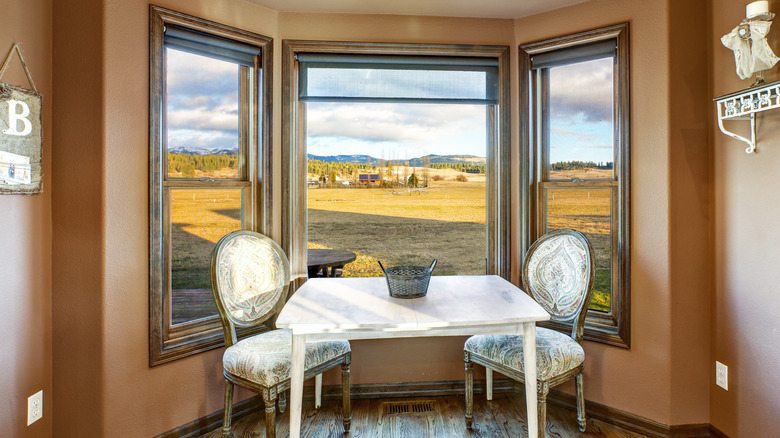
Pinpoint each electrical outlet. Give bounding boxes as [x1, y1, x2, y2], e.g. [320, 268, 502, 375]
[27, 390, 43, 425]
[716, 361, 728, 390]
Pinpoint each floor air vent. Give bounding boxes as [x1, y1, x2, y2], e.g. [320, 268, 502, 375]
[382, 400, 437, 415]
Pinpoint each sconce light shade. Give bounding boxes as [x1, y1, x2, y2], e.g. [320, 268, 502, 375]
[747, 1, 769, 19]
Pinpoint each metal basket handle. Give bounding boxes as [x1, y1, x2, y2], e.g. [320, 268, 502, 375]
[428, 259, 437, 272]
[377, 260, 387, 274]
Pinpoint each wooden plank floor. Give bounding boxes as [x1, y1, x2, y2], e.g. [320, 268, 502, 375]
[201, 393, 649, 438]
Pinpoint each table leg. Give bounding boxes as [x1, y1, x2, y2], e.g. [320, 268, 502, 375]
[289, 333, 306, 438]
[486, 368, 493, 401]
[523, 323, 539, 438]
[315, 373, 322, 408]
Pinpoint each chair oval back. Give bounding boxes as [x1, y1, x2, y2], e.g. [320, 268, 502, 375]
[522, 229, 595, 331]
[211, 230, 290, 330]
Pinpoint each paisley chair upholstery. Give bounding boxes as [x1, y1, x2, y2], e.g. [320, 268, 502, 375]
[464, 229, 595, 436]
[211, 230, 351, 437]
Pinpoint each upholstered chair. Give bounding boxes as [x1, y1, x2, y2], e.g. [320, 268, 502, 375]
[211, 230, 352, 437]
[464, 229, 595, 436]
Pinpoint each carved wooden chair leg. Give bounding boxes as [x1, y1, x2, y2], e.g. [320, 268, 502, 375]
[464, 358, 474, 429]
[576, 373, 586, 432]
[341, 358, 352, 432]
[263, 389, 278, 438]
[222, 381, 234, 437]
[537, 381, 550, 438]
[278, 390, 287, 414]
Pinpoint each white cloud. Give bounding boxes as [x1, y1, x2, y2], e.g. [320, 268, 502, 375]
[167, 105, 238, 131]
[167, 128, 238, 150]
[164, 48, 240, 150]
[307, 102, 484, 144]
[549, 57, 613, 122]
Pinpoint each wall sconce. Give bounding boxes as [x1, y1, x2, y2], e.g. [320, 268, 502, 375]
[722, 0, 779, 86]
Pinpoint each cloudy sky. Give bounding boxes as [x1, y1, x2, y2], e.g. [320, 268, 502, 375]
[165, 47, 613, 163]
[166, 49, 240, 152]
[307, 102, 487, 159]
[549, 57, 614, 164]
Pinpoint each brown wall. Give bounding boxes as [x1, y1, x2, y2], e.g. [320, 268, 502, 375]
[516, 0, 681, 424]
[668, 0, 711, 425]
[101, 1, 278, 436]
[5, 0, 772, 435]
[710, 1, 780, 436]
[51, 0, 106, 436]
[49, 0, 713, 435]
[0, 0, 53, 436]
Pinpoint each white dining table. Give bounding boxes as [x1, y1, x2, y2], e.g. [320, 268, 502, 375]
[276, 275, 551, 438]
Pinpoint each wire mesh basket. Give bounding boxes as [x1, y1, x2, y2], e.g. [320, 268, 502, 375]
[378, 259, 437, 299]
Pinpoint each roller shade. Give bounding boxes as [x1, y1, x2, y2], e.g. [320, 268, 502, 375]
[164, 25, 260, 67]
[297, 53, 498, 104]
[531, 40, 615, 70]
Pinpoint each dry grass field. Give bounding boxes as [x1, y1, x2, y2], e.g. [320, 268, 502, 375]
[309, 175, 611, 312]
[170, 188, 242, 323]
[544, 188, 612, 311]
[308, 179, 487, 277]
[167, 171, 612, 324]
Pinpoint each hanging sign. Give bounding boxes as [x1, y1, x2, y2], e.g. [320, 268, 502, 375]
[0, 43, 42, 194]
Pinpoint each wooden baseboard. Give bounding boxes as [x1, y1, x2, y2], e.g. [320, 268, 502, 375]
[157, 379, 728, 438]
[154, 393, 262, 438]
[545, 388, 671, 437]
[544, 387, 725, 438]
[709, 424, 729, 438]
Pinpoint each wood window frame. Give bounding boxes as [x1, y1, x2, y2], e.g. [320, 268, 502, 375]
[519, 23, 631, 348]
[148, 6, 273, 366]
[281, 41, 512, 289]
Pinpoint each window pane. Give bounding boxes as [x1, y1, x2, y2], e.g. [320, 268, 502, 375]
[170, 188, 244, 324]
[545, 187, 611, 311]
[548, 57, 614, 180]
[306, 102, 487, 277]
[304, 68, 494, 102]
[166, 48, 240, 178]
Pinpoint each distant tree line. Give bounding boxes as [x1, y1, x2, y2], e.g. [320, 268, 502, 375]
[550, 160, 613, 171]
[430, 163, 485, 174]
[307, 160, 375, 178]
[168, 152, 237, 177]
[307, 157, 485, 188]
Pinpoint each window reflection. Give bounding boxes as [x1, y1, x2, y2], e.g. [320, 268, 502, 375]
[170, 188, 243, 324]
[166, 49, 240, 179]
[548, 57, 614, 180]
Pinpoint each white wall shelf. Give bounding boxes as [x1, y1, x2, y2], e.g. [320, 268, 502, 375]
[715, 79, 780, 153]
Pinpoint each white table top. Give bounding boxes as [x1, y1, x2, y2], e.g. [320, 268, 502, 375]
[277, 275, 550, 336]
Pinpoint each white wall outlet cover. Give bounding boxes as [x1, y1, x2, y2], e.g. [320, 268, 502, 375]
[27, 390, 43, 425]
[716, 361, 728, 391]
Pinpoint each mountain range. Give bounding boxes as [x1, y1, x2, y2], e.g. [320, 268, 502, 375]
[167, 147, 487, 166]
[168, 146, 237, 155]
[307, 154, 486, 166]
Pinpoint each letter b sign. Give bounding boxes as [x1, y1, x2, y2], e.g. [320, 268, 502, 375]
[3, 100, 32, 136]
[0, 84, 43, 194]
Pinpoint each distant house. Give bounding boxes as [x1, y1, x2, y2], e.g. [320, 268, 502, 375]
[358, 174, 381, 186]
